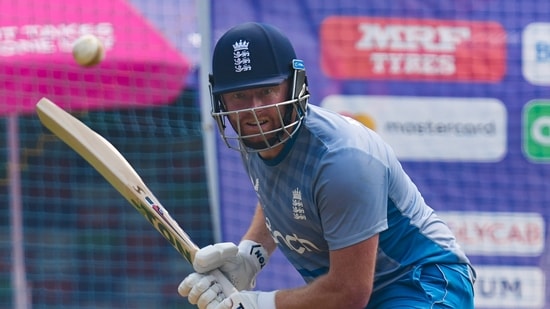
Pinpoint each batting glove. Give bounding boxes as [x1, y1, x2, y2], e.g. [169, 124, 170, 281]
[218, 290, 277, 309]
[178, 272, 225, 309]
[192, 240, 269, 291]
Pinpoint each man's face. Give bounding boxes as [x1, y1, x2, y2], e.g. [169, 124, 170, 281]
[221, 81, 290, 150]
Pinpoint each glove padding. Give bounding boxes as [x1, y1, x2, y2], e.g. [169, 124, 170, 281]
[218, 291, 277, 309]
[193, 240, 269, 291]
[178, 273, 277, 309]
[178, 272, 225, 309]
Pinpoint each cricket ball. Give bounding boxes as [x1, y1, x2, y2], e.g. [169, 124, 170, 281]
[72, 34, 105, 67]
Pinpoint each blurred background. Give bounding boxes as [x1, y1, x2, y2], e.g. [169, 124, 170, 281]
[2, 0, 550, 308]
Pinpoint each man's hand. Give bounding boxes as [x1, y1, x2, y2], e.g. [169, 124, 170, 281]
[178, 273, 225, 309]
[179, 240, 270, 308]
[178, 273, 277, 309]
[192, 240, 269, 291]
[217, 291, 277, 309]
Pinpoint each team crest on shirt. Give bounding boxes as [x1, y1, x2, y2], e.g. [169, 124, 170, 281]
[292, 188, 306, 220]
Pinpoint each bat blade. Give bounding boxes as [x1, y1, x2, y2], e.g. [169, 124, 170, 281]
[35, 97, 236, 296]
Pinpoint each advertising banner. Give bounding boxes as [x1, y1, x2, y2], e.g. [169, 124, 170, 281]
[213, 1, 550, 308]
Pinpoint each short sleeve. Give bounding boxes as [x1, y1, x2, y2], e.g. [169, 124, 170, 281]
[315, 147, 389, 250]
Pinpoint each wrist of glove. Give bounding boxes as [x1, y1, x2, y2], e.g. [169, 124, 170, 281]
[179, 273, 277, 309]
[192, 240, 270, 291]
[219, 290, 277, 309]
[223, 240, 269, 290]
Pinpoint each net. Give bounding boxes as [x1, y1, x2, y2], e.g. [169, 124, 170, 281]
[4, 0, 550, 308]
[1, 0, 208, 308]
[2, 92, 211, 309]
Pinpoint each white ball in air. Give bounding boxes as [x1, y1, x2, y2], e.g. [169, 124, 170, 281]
[72, 34, 105, 67]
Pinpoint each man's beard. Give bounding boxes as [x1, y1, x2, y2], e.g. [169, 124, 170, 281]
[234, 105, 296, 150]
[241, 130, 287, 150]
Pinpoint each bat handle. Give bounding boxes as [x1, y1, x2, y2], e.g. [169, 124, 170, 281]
[210, 268, 238, 297]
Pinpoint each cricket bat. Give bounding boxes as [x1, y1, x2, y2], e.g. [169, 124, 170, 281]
[35, 97, 236, 296]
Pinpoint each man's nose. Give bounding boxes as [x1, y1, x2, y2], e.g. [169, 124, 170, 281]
[250, 95, 264, 108]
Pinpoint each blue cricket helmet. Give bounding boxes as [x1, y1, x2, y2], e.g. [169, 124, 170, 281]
[210, 22, 309, 153]
[211, 22, 297, 95]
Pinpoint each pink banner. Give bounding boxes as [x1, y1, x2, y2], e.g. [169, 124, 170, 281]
[0, 0, 190, 114]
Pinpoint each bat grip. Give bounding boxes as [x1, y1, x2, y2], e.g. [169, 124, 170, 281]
[210, 268, 238, 297]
